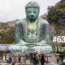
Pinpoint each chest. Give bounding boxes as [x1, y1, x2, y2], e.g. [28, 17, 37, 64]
[23, 21, 41, 36]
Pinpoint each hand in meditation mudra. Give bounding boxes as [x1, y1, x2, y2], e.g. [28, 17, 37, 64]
[15, 1, 50, 46]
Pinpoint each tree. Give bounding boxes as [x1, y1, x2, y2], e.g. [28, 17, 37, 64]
[47, 0, 65, 25]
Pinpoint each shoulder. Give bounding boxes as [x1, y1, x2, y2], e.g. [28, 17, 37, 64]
[38, 17, 49, 25]
[16, 18, 26, 25]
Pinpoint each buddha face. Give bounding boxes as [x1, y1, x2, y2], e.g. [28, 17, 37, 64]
[26, 7, 39, 21]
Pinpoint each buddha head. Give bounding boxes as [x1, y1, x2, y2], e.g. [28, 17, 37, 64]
[25, 1, 40, 21]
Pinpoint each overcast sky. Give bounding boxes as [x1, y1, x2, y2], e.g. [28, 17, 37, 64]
[0, 0, 61, 22]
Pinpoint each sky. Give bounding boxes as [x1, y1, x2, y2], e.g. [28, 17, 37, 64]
[0, 0, 61, 22]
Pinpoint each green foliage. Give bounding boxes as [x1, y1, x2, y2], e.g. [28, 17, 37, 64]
[0, 26, 15, 44]
[47, 0, 65, 24]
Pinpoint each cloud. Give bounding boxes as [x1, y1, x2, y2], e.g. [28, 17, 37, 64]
[0, 0, 60, 22]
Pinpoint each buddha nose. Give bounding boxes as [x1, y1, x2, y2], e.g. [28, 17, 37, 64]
[30, 12, 34, 17]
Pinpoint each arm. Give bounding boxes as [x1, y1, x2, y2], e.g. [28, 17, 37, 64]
[15, 21, 27, 45]
[39, 23, 50, 45]
[15, 23, 21, 43]
[44, 23, 50, 43]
